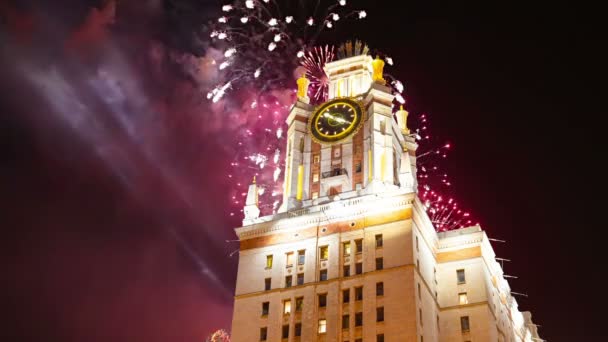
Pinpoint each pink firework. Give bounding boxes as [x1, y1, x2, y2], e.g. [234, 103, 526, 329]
[301, 45, 335, 104]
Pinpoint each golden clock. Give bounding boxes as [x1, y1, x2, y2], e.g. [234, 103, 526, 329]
[309, 97, 364, 144]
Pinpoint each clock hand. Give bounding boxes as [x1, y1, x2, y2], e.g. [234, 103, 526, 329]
[323, 112, 352, 125]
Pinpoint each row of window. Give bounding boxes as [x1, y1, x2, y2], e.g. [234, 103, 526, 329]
[260, 320, 387, 341]
[264, 235, 384, 270]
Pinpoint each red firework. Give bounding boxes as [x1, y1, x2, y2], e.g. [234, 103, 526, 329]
[301, 45, 335, 104]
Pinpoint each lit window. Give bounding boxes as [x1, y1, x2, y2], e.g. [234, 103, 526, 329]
[285, 275, 292, 288]
[284, 299, 292, 314]
[266, 255, 273, 269]
[319, 246, 329, 260]
[313, 155, 320, 163]
[343, 265, 350, 277]
[295, 323, 302, 337]
[313, 172, 319, 182]
[342, 314, 350, 329]
[460, 316, 470, 332]
[298, 250, 306, 265]
[297, 273, 304, 285]
[457, 269, 466, 284]
[282, 324, 289, 339]
[319, 293, 327, 307]
[377, 307, 384, 322]
[355, 262, 362, 275]
[286, 252, 294, 267]
[459, 292, 468, 305]
[264, 278, 271, 291]
[320, 269, 328, 281]
[375, 234, 383, 248]
[260, 327, 267, 341]
[355, 286, 363, 301]
[343, 289, 350, 303]
[262, 302, 269, 316]
[355, 312, 363, 326]
[355, 239, 363, 253]
[376, 282, 384, 296]
[343, 241, 351, 256]
[312, 192, 319, 199]
[295, 297, 303, 312]
[376, 257, 383, 270]
[318, 319, 327, 333]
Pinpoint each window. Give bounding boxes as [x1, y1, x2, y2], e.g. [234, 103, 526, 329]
[377, 334, 384, 342]
[298, 250, 306, 265]
[342, 314, 350, 329]
[264, 278, 271, 291]
[282, 324, 289, 339]
[295, 323, 302, 337]
[313, 172, 319, 182]
[356, 162, 362, 173]
[417, 259, 420, 271]
[314, 155, 320, 164]
[376, 257, 383, 270]
[319, 293, 327, 307]
[262, 302, 269, 316]
[457, 269, 466, 284]
[437, 315, 440, 332]
[419, 309, 423, 326]
[318, 319, 327, 333]
[355, 239, 363, 253]
[266, 255, 273, 269]
[377, 307, 384, 322]
[312, 191, 319, 199]
[285, 275, 292, 288]
[459, 292, 468, 305]
[418, 283, 421, 299]
[343, 265, 350, 277]
[286, 252, 294, 267]
[356, 339, 362, 342]
[320, 246, 329, 260]
[320, 269, 328, 281]
[460, 316, 470, 332]
[343, 241, 351, 256]
[295, 297, 303, 312]
[416, 235, 419, 251]
[375, 234, 383, 248]
[343, 289, 350, 303]
[376, 282, 384, 296]
[260, 327, 267, 341]
[355, 262, 362, 275]
[355, 286, 363, 301]
[297, 273, 304, 285]
[284, 299, 292, 314]
[355, 312, 363, 326]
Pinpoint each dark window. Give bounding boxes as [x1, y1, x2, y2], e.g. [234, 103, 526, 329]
[356, 339, 362, 342]
[356, 162, 362, 173]
[355, 239, 363, 253]
[343, 265, 350, 277]
[319, 293, 327, 307]
[342, 314, 350, 329]
[375, 234, 383, 247]
[320, 269, 328, 281]
[297, 273, 304, 285]
[460, 316, 470, 332]
[377, 307, 384, 322]
[298, 250, 306, 265]
[282, 324, 289, 339]
[418, 283, 421, 299]
[355, 312, 363, 326]
[343, 289, 350, 303]
[376, 257, 383, 270]
[376, 282, 384, 296]
[295, 323, 302, 337]
[420, 309, 423, 326]
[416, 235, 419, 251]
[355, 262, 363, 275]
[377, 334, 385, 342]
[262, 302, 269, 316]
[296, 297, 303, 312]
[285, 275, 292, 288]
[355, 287, 363, 301]
[264, 278, 271, 291]
[457, 269, 466, 284]
[260, 327, 267, 341]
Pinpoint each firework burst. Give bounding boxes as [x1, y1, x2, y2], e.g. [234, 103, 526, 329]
[300, 45, 335, 104]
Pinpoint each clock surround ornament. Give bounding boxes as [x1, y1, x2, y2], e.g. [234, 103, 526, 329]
[308, 97, 364, 144]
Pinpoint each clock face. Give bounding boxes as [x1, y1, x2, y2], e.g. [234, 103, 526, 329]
[309, 98, 364, 144]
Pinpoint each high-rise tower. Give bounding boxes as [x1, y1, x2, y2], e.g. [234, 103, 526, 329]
[231, 53, 541, 342]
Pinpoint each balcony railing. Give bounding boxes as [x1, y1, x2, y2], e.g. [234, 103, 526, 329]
[322, 168, 348, 179]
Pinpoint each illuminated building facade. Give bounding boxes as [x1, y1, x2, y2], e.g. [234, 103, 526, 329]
[231, 54, 542, 342]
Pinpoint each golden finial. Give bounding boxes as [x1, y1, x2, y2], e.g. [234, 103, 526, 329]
[252, 176, 256, 184]
[396, 105, 410, 134]
[371, 55, 386, 84]
[296, 72, 310, 100]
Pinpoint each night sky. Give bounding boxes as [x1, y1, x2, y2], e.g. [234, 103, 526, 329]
[1, 1, 605, 341]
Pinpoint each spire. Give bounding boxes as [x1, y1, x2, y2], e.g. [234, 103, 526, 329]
[243, 177, 260, 222]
